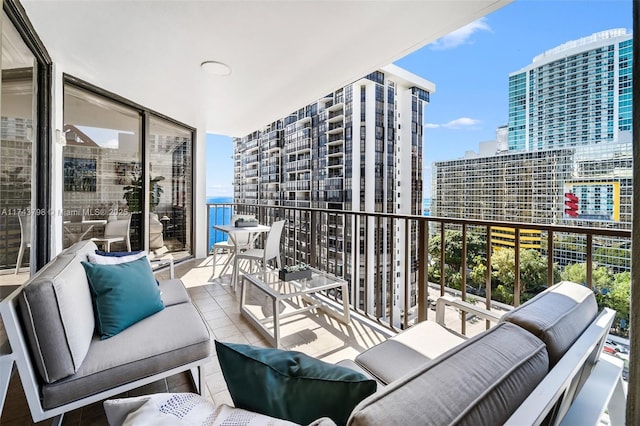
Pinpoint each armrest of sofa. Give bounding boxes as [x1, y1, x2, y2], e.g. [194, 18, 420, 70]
[435, 295, 505, 327]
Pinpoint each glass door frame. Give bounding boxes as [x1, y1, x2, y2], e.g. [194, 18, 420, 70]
[63, 74, 196, 255]
[4, 0, 53, 271]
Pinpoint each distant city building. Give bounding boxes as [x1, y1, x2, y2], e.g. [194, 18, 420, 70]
[433, 29, 633, 271]
[508, 29, 632, 152]
[234, 65, 434, 326]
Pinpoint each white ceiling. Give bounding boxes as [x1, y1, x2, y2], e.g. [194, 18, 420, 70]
[21, 0, 512, 137]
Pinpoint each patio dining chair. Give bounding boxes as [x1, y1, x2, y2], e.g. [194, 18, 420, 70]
[233, 219, 286, 287]
[212, 215, 256, 276]
[92, 214, 131, 252]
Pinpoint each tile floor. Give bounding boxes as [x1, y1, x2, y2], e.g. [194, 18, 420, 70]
[0, 254, 494, 425]
[0, 256, 393, 425]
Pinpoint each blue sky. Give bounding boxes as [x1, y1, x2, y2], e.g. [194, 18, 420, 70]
[207, 0, 632, 198]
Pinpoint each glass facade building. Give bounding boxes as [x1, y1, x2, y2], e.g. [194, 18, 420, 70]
[508, 29, 632, 151]
[434, 29, 633, 271]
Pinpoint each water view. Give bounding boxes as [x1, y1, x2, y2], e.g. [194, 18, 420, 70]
[207, 196, 233, 250]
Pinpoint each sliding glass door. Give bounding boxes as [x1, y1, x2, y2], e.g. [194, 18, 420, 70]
[148, 117, 192, 259]
[63, 86, 142, 250]
[0, 11, 37, 277]
[62, 84, 194, 257]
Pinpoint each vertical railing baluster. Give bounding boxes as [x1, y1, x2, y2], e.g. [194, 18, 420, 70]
[353, 213, 359, 314]
[376, 216, 382, 321]
[425, 219, 430, 321]
[485, 225, 492, 330]
[586, 234, 593, 288]
[206, 204, 211, 253]
[404, 217, 411, 329]
[547, 230, 554, 286]
[364, 214, 369, 317]
[418, 219, 428, 323]
[310, 210, 317, 269]
[440, 223, 445, 297]
[461, 224, 467, 335]
[388, 216, 395, 329]
[514, 227, 521, 306]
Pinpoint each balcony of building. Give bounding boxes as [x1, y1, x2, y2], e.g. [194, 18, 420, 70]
[0, 0, 636, 423]
[2, 201, 631, 423]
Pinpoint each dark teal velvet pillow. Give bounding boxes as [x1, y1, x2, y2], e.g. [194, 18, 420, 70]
[82, 256, 164, 339]
[215, 341, 377, 425]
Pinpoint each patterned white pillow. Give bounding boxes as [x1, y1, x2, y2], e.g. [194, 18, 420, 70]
[104, 393, 301, 426]
[87, 251, 148, 265]
[212, 404, 300, 426]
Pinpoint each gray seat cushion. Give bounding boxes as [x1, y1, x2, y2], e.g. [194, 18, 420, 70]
[500, 281, 597, 367]
[159, 279, 192, 306]
[336, 359, 385, 392]
[348, 322, 548, 426]
[354, 320, 466, 384]
[41, 302, 211, 409]
[19, 240, 98, 383]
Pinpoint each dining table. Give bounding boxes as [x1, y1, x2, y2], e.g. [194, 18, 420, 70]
[213, 223, 271, 288]
[63, 218, 108, 244]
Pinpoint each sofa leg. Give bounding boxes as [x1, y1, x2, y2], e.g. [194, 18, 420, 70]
[189, 366, 205, 395]
[50, 414, 63, 426]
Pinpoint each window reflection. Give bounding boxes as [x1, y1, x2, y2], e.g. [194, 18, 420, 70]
[148, 117, 192, 259]
[0, 9, 36, 276]
[63, 86, 142, 250]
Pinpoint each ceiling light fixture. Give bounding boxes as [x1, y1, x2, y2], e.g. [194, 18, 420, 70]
[201, 61, 232, 76]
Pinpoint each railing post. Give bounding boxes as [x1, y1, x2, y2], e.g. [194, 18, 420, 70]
[586, 234, 593, 288]
[461, 224, 467, 335]
[547, 230, 554, 286]
[514, 228, 521, 306]
[485, 226, 492, 330]
[418, 220, 428, 322]
[440, 223, 445, 297]
[310, 210, 317, 267]
[404, 218, 411, 329]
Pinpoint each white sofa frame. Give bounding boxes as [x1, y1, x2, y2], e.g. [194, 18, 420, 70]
[433, 296, 625, 425]
[0, 285, 206, 425]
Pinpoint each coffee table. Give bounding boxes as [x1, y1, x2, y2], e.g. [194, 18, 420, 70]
[240, 268, 350, 348]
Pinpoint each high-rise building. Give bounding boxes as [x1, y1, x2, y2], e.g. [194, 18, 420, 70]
[508, 29, 632, 151]
[433, 29, 633, 271]
[234, 64, 434, 326]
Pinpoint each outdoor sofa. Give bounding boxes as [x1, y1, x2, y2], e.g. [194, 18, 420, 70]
[0, 240, 211, 424]
[104, 280, 625, 425]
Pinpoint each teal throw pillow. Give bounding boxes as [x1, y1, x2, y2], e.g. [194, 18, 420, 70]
[82, 256, 164, 339]
[215, 341, 377, 425]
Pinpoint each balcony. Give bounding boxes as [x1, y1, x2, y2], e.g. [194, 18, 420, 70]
[1, 202, 631, 423]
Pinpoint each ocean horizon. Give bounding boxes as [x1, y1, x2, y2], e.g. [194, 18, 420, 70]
[207, 196, 234, 250]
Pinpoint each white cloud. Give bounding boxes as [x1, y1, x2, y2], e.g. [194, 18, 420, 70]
[424, 117, 481, 129]
[430, 18, 492, 50]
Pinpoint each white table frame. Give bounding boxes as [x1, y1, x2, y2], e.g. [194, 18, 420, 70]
[212, 224, 270, 287]
[63, 219, 107, 244]
[240, 268, 350, 348]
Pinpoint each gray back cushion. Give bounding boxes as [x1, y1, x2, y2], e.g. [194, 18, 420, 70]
[348, 322, 548, 426]
[19, 240, 97, 383]
[500, 281, 597, 367]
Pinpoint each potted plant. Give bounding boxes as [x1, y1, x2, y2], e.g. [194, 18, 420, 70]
[279, 263, 312, 281]
[122, 171, 165, 250]
[234, 217, 259, 227]
[122, 171, 165, 213]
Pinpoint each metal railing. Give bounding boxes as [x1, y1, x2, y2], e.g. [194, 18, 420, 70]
[206, 202, 631, 334]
